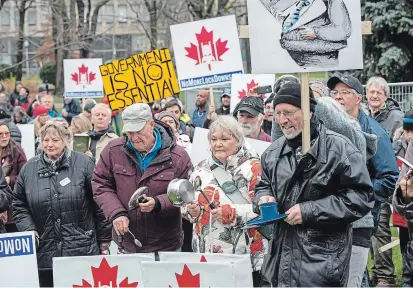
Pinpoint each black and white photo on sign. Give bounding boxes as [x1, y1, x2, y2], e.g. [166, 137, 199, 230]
[248, 0, 363, 73]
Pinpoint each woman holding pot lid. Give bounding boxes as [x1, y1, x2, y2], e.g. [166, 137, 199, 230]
[183, 115, 266, 286]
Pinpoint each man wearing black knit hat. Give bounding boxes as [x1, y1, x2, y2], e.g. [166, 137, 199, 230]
[254, 83, 374, 287]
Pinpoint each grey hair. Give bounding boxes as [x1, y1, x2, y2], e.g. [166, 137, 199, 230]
[208, 115, 245, 149]
[91, 103, 112, 115]
[39, 118, 73, 150]
[366, 76, 390, 96]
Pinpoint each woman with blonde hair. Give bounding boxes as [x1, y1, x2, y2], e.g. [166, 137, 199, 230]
[70, 114, 92, 134]
[13, 120, 111, 287]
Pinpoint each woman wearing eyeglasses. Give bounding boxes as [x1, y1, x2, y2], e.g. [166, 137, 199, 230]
[12, 119, 111, 287]
[0, 122, 27, 232]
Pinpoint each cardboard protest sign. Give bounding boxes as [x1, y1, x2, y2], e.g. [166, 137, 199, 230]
[64, 58, 104, 98]
[170, 15, 244, 90]
[190, 127, 271, 167]
[99, 48, 180, 112]
[53, 254, 154, 287]
[230, 74, 275, 113]
[141, 261, 237, 287]
[158, 252, 253, 287]
[0, 232, 39, 286]
[17, 124, 35, 160]
[248, 0, 363, 73]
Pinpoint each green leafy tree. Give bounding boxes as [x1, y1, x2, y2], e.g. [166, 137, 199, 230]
[358, 0, 413, 82]
[39, 62, 57, 85]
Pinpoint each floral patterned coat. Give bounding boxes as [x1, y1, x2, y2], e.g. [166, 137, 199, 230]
[184, 145, 267, 271]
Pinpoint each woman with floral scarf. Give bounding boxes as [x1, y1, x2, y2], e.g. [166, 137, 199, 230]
[183, 115, 266, 286]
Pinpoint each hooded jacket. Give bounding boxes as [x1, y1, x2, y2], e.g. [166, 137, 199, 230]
[371, 98, 404, 140]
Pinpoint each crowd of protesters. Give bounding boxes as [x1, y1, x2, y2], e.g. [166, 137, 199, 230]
[0, 74, 412, 288]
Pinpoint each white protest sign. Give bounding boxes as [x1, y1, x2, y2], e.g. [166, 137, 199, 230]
[248, 0, 363, 73]
[17, 124, 35, 160]
[53, 254, 154, 287]
[190, 127, 271, 167]
[230, 74, 275, 113]
[158, 252, 253, 287]
[64, 58, 104, 98]
[141, 261, 237, 287]
[170, 15, 244, 90]
[0, 231, 39, 287]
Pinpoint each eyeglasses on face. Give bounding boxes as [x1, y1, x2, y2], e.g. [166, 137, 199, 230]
[0, 132, 10, 137]
[330, 90, 354, 97]
[274, 109, 300, 119]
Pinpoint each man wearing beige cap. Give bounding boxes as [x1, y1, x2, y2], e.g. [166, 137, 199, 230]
[92, 103, 193, 254]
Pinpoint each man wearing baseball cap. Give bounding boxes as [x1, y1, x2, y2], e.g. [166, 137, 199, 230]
[93, 103, 193, 255]
[327, 74, 399, 287]
[254, 82, 373, 287]
[235, 96, 271, 142]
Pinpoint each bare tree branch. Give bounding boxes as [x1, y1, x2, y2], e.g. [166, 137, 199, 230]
[0, 0, 7, 11]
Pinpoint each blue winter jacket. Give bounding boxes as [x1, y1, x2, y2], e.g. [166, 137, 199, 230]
[358, 110, 399, 226]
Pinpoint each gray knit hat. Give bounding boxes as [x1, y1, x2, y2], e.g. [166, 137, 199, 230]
[156, 110, 179, 127]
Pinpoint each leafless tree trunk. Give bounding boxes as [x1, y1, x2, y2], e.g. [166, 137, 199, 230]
[0, 0, 8, 11]
[53, 0, 70, 95]
[79, 0, 110, 58]
[15, 0, 34, 82]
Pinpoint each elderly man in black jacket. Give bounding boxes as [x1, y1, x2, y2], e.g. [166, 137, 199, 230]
[254, 83, 374, 287]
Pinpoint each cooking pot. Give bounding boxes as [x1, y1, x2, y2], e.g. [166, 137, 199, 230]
[167, 179, 195, 207]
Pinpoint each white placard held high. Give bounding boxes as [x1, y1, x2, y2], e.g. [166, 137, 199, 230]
[0, 231, 39, 287]
[248, 0, 363, 73]
[170, 15, 244, 90]
[190, 127, 271, 167]
[64, 58, 104, 98]
[230, 74, 275, 113]
[53, 254, 154, 287]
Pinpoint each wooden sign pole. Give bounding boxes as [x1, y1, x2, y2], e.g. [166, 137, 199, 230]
[209, 87, 214, 106]
[300, 73, 311, 153]
[237, 22, 372, 152]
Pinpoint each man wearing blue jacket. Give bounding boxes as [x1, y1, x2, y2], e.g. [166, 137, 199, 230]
[328, 74, 399, 287]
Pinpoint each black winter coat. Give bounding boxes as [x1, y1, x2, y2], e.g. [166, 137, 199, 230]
[12, 151, 111, 270]
[254, 121, 374, 287]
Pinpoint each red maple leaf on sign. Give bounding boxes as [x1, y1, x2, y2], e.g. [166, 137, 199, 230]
[200, 255, 207, 262]
[238, 79, 259, 99]
[72, 258, 139, 288]
[184, 26, 229, 71]
[71, 63, 97, 88]
[173, 265, 200, 288]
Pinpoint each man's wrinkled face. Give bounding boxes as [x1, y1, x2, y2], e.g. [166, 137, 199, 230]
[91, 107, 111, 131]
[274, 103, 304, 139]
[366, 85, 387, 110]
[237, 111, 260, 136]
[126, 120, 155, 152]
[42, 95, 54, 111]
[331, 83, 361, 115]
[196, 90, 209, 107]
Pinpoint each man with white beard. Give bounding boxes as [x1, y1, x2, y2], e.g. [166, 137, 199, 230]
[236, 96, 271, 143]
